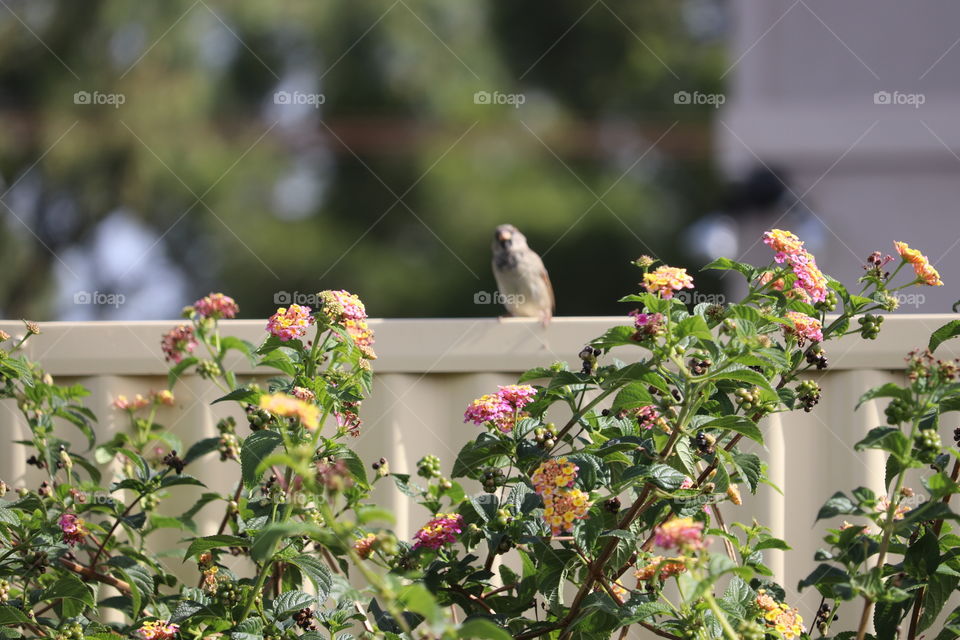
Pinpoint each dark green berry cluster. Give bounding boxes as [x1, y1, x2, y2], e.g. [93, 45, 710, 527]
[216, 581, 242, 606]
[481, 467, 504, 493]
[246, 405, 271, 431]
[796, 380, 821, 412]
[735, 619, 765, 640]
[858, 314, 883, 340]
[495, 507, 514, 527]
[885, 397, 912, 425]
[196, 360, 223, 380]
[604, 496, 621, 514]
[0, 579, 7, 603]
[533, 423, 558, 449]
[55, 622, 84, 640]
[417, 455, 441, 479]
[914, 429, 942, 463]
[734, 386, 770, 413]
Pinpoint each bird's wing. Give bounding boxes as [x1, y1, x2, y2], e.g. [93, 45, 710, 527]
[533, 252, 555, 313]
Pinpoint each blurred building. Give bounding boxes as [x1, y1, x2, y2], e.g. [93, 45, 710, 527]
[719, 0, 960, 312]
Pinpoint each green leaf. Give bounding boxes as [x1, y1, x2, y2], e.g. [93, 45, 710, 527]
[219, 336, 256, 364]
[930, 320, 960, 352]
[702, 415, 763, 445]
[167, 356, 198, 388]
[610, 382, 654, 413]
[905, 530, 940, 579]
[702, 257, 755, 280]
[854, 427, 910, 459]
[288, 554, 332, 601]
[647, 464, 686, 491]
[183, 437, 221, 466]
[241, 430, 283, 489]
[257, 351, 297, 377]
[212, 386, 260, 405]
[251, 523, 318, 562]
[709, 365, 776, 396]
[816, 492, 861, 521]
[457, 618, 513, 640]
[183, 534, 249, 560]
[0, 606, 31, 625]
[922, 573, 960, 632]
[590, 326, 637, 350]
[676, 315, 713, 342]
[730, 452, 762, 493]
[273, 590, 315, 617]
[451, 433, 512, 479]
[40, 572, 94, 607]
[856, 383, 910, 409]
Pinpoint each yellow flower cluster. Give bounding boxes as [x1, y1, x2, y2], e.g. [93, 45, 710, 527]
[259, 392, 320, 430]
[531, 457, 578, 499]
[531, 458, 590, 535]
[642, 266, 694, 300]
[543, 488, 590, 536]
[757, 591, 804, 640]
[895, 241, 943, 286]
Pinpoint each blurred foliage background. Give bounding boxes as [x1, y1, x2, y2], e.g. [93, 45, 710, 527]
[0, 0, 730, 320]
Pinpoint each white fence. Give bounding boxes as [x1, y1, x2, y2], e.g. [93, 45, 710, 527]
[2, 315, 958, 634]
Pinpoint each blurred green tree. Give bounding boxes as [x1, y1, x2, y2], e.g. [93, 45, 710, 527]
[0, 0, 726, 320]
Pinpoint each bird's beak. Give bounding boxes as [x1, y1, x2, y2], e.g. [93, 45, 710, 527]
[497, 230, 512, 244]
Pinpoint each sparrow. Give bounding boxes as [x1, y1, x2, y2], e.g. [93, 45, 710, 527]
[491, 224, 554, 325]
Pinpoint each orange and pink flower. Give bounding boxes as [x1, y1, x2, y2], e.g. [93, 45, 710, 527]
[266, 304, 315, 342]
[193, 293, 239, 319]
[642, 266, 694, 300]
[259, 392, 320, 430]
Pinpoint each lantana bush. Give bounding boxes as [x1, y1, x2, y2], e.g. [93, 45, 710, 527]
[1, 232, 959, 640]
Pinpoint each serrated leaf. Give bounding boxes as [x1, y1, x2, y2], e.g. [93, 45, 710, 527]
[457, 618, 513, 640]
[167, 356, 198, 388]
[702, 415, 763, 444]
[241, 430, 283, 489]
[273, 590, 316, 617]
[212, 386, 260, 405]
[288, 554, 332, 602]
[905, 530, 940, 579]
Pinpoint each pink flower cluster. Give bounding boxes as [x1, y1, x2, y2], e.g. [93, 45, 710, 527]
[161, 325, 198, 363]
[266, 304, 315, 341]
[654, 517, 706, 551]
[319, 289, 367, 323]
[135, 621, 180, 640]
[783, 311, 823, 346]
[58, 513, 89, 546]
[463, 384, 537, 433]
[762, 229, 828, 303]
[412, 513, 464, 550]
[193, 293, 239, 319]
